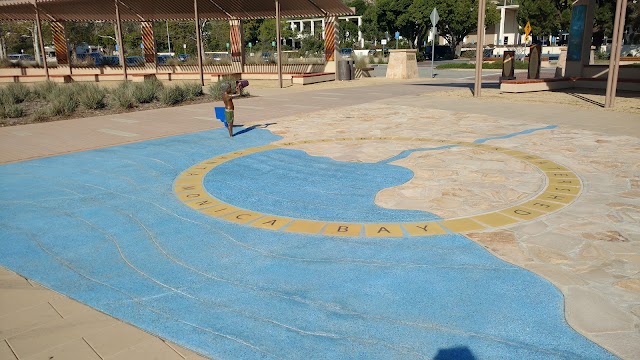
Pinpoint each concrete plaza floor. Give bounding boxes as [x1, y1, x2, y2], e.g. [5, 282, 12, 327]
[0, 76, 639, 359]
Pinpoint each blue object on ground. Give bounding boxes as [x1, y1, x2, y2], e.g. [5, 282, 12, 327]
[215, 106, 227, 127]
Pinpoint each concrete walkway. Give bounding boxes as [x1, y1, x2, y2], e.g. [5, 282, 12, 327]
[1, 77, 639, 359]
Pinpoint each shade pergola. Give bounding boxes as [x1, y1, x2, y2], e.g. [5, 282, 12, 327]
[0, 0, 353, 86]
[0, 0, 354, 21]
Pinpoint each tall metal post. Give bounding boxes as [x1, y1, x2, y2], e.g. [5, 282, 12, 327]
[605, 0, 628, 108]
[34, 1, 49, 80]
[474, 0, 487, 97]
[115, 0, 127, 80]
[166, 21, 172, 53]
[275, 0, 283, 88]
[431, 27, 436, 78]
[194, 0, 204, 86]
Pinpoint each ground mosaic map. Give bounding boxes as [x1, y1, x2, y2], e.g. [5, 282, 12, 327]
[0, 117, 622, 359]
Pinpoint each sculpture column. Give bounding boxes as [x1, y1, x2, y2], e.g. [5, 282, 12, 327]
[51, 22, 68, 65]
[229, 19, 244, 72]
[141, 21, 156, 64]
[324, 16, 337, 62]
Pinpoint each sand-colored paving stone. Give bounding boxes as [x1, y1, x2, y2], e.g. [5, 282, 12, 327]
[240, 102, 640, 357]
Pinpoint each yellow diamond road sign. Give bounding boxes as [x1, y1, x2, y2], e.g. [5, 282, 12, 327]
[524, 21, 532, 37]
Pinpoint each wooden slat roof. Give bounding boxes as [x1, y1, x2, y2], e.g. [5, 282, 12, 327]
[0, 0, 354, 21]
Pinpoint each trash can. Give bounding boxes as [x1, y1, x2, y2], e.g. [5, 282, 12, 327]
[337, 60, 352, 80]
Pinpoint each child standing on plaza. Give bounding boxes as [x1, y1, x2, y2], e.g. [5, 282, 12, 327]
[221, 82, 241, 137]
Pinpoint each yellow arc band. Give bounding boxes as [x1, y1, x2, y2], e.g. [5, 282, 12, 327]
[175, 137, 581, 237]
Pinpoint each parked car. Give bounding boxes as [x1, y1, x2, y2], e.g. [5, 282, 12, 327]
[177, 54, 190, 62]
[367, 49, 377, 56]
[76, 52, 105, 65]
[125, 56, 145, 66]
[8, 54, 35, 64]
[340, 48, 353, 58]
[212, 52, 231, 62]
[157, 54, 173, 64]
[261, 52, 273, 62]
[101, 55, 119, 66]
[424, 46, 454, 60]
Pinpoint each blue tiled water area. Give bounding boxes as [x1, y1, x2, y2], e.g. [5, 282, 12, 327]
[0, 128, 615, 359]
[204, 148, 440, 222]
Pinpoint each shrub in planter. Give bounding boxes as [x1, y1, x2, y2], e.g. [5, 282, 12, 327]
[0, 58, 12, 68]
[4, 83, 30, 104]
[32, 81, 58, 101]
[31, 108, 49, 122]
[208, 80, 231, 101]
[49, 93, 78, 116]
[132, 79, 163, 103]
[77, 83, 107, 110]
[111, 82, 137, 109]
[159, 85, 185, 105]
[181, 82, 203, 101]
[4, 104, 25, 118]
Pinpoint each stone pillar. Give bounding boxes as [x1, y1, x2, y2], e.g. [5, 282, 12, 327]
[51, 21, 68, 65]
[229, 19, 244, 70]
[565, 0, 596, 77]
[386, 49, 418, 79]
[324, 16, 337, 61]
[141, 21, 155, 63]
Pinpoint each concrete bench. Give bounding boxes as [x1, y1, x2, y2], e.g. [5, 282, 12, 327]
[356, 67, 375, 78]
[291, 72, 335, 85]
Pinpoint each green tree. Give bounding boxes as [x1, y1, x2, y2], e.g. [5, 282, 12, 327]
[592, 0, 615, 49]
[298, 29, 324, 56]
[339, 19, 360, 48]
[409, 0, 437, 52]
[627, 2, 640, 44]
[257, 19, 294, 51]
[345, 0, 369, 15]
[376, 0, 422, 48]
[361, 4, 385, 46]
[517, 0, 561, 41]
[433, 0, 500, 55]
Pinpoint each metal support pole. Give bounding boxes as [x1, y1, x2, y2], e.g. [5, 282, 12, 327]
[34, 1, 49, 80]
[474, 0, 487, 97]
[431, 27, 436, 78]
[166, 21, 172, 53]
[194, 0, 204, 87]
[605, 0, 628, 108]
[115, 0, 127, 81]
[275, 0, 283, 88]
